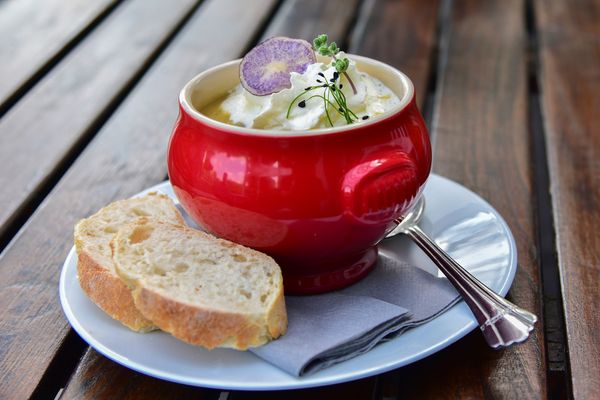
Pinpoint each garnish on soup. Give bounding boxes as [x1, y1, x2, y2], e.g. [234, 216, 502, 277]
[240, 37, 316, 96]
[312, 34, 357, 95]
[203, 34, 400, 130]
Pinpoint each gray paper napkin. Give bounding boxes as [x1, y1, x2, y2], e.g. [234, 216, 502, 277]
[176, 204, 460, 376]
[250, 257, 461, 376]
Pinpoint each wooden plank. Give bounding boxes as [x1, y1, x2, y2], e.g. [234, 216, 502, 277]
[361, 0, 546, 398]
[377, 336, 514, 399]
[259, 0, 360, 43]
[0, 0, 119, 109]
[0, 0, 277, 398]
[535, 0, 600, 398]
[348, 0, 441, 108]
[0, 0, 199, 242]
[60, 348, 210, 399]
[229, 377, 377, 400]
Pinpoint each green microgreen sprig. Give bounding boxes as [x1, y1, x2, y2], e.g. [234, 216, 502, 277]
[286, 71, 358, 127]
[313, 34, 357, 94]
[285, 34, 363, 127]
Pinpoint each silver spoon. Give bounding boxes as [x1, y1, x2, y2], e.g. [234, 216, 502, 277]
[387, 197, 537, 348]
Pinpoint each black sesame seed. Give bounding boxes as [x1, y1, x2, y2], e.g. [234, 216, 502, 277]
[316, 79, 323, 83]
[305, 87, 311, 91]
[362, 115, 370, 120]
[333, 71, 339, 80]
[339, 84, 343, 89]
[322, 84, 328, 88]
[298, 100, 306, 108]
[318, 72, 325, 78]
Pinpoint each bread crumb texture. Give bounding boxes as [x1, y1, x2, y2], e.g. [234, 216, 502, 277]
[113, 219, 287, 350]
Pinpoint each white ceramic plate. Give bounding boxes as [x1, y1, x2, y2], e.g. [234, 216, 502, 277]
[59, 174, 517, 390]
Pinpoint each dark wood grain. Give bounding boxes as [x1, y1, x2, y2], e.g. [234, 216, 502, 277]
[360, 0, 546, 398]
[229, 377, 377, 400]
[0, 0, 200, 243]
[61, 348, 210, 399]
[377, 333, 506, 399]
[0, 0, 119, 109]
[425, 0, 545, 397]
[0, 0, 277, 399]
[260, 0, 360, 43]
[535, 0, 600, 398]
[348, 0, 441, 108]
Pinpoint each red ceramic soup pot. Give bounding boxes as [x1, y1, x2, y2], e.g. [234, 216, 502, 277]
[167, 55, 431, 294]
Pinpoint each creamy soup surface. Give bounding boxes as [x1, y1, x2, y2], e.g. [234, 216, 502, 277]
[200, 53, 400, 131]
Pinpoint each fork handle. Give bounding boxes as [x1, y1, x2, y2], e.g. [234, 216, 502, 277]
[404, 225, 537, 348]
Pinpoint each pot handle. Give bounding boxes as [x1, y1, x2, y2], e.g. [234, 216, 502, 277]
[341, 150, 420, 225]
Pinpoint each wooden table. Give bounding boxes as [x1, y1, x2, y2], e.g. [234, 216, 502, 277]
[0, 0, 598, 398]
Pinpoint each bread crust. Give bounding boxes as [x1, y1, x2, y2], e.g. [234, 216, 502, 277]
[74, 192, 183, 332]
[76, 251, 156, 332]
[131, 283, 286, 350]
[265, 284, 287, 339]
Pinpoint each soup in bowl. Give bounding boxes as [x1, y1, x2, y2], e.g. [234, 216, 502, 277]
[167, 54, 431, 294]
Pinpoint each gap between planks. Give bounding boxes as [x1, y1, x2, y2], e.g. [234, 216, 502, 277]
[526, 0, 571, 398]
[0, 0, 123, 119]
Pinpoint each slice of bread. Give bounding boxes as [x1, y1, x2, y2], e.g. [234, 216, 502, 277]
[74, 192, 184, 332]
[111, 219, 287, 350]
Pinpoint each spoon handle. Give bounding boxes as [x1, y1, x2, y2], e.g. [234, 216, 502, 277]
[404, 224, 537, 349]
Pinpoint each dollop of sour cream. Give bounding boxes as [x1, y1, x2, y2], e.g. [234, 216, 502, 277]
[220, 53, 401, 130]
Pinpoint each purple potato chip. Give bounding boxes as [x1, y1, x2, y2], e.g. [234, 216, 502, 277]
[240, 37, 316, 96]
